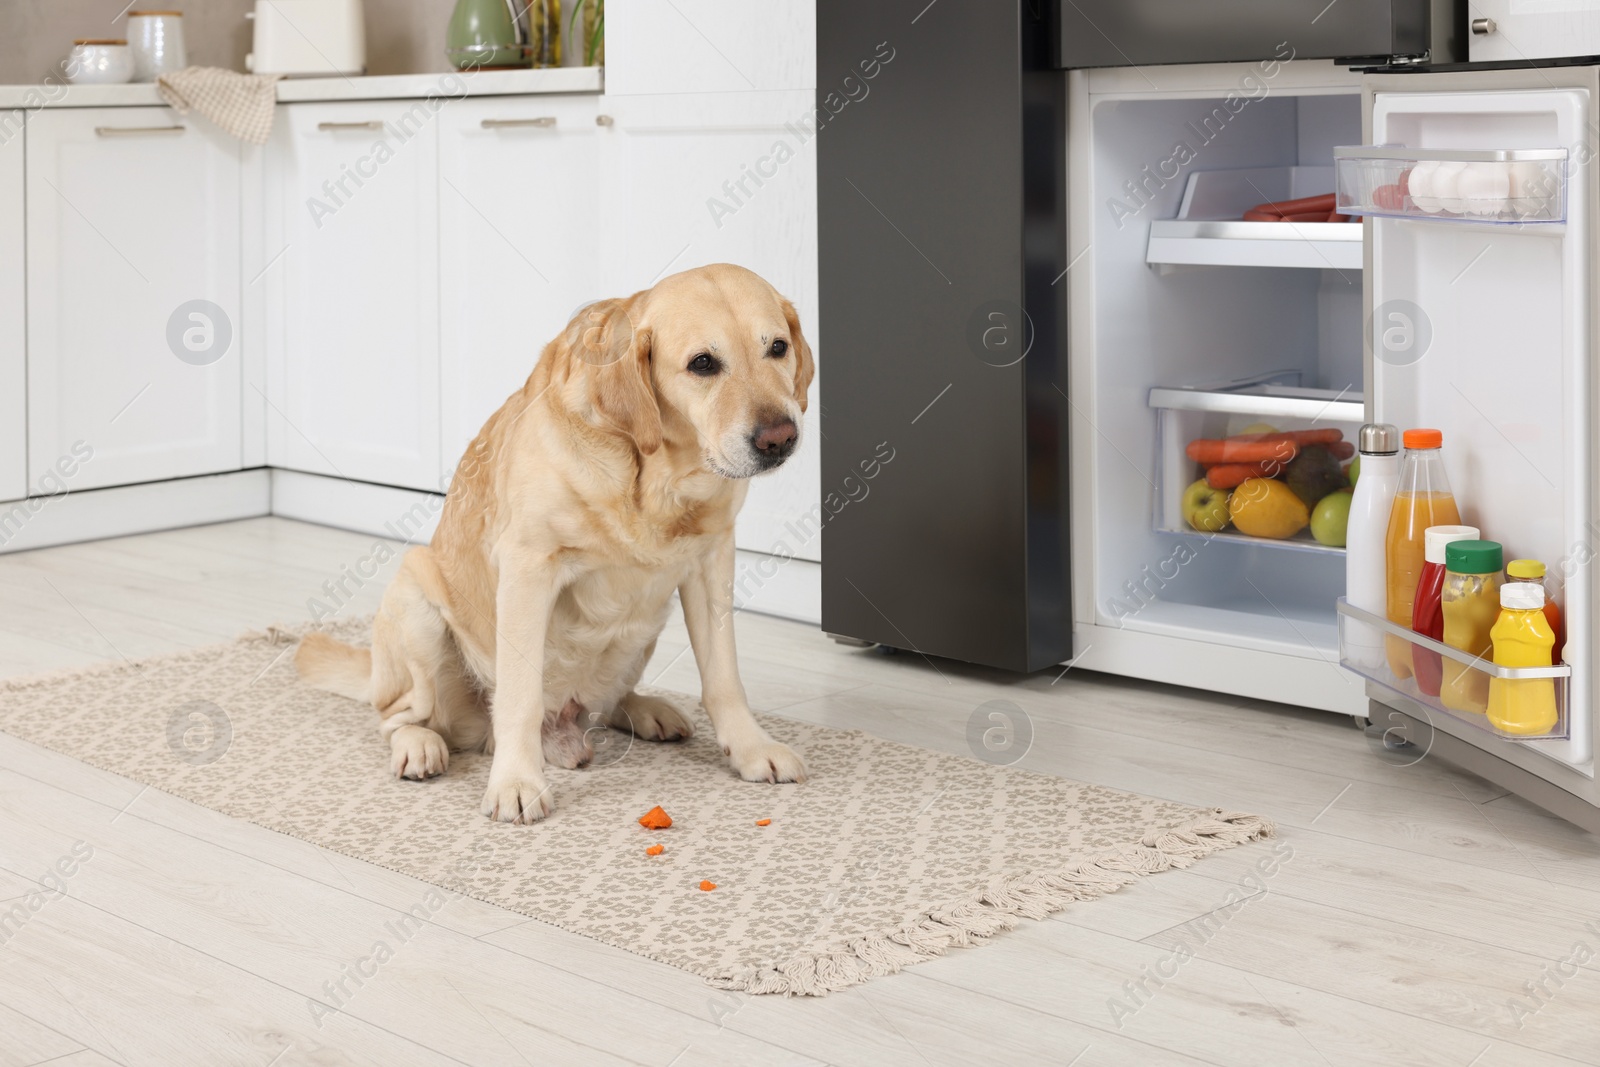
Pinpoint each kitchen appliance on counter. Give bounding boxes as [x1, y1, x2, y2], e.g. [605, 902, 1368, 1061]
[247, 0, 366, 77]
[819, 0, 1599, 828]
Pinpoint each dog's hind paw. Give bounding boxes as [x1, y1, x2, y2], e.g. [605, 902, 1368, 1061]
[390, 725, 449, 780]
[608, 692, 694, 742]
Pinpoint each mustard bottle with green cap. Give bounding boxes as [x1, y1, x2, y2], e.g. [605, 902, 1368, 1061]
[1440, 540, 1503, 715]
[1506, 559, 1564, 663]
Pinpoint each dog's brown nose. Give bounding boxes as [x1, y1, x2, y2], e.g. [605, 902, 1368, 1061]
[752, 418, 798, 460]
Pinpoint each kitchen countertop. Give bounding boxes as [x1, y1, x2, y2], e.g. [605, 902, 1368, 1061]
[0, 66, 603, 110]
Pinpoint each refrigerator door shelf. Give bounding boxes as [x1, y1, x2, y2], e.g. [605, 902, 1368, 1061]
[1335, 146, 1568, 225]
[1337, 598, 1571, 743]
[1150, 378, 1364, 555]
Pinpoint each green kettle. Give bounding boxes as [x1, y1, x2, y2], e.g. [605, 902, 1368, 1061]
[446, 0, 528, 70]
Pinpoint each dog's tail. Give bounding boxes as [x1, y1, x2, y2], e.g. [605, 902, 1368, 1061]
[294, 634, 372, 703]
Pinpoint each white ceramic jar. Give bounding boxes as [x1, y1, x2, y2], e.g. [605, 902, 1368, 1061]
[127, 10, 187, 81]
[66, 40, 136, 85]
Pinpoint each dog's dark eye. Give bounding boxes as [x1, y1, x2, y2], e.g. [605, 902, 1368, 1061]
[688, 353, 720, 376]
[769, 339, 789, 358]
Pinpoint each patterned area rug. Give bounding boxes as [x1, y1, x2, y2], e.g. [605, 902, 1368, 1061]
[0, 619, 1272, 995]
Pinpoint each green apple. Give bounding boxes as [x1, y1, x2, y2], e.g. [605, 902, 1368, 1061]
[1347, 455, 1361, 488]
[1238, 422, 1279, 436]
[1181, 478, 1231, 533]
[1311, 488, 1354, 546]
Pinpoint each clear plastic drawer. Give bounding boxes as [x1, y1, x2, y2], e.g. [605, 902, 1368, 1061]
[1336, 598, 1570, 742]
[1334, 146, 1568, 225]
[1149, 373, 1363, 555]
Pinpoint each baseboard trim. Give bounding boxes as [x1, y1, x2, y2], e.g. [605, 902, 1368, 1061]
[269, 469, 445, 544]
[0, 470, 271, 555]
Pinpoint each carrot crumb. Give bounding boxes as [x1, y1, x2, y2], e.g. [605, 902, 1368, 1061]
[646, 844, 664, 856]
[638, 805, 673, 830]
[699, 880, 717, 892]
[755, 819, 772, 826]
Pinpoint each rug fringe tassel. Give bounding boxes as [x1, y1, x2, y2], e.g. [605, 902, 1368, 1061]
[708, 809, 1274, 997]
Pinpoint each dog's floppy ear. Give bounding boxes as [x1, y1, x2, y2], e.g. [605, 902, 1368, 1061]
[567, 298, 661, 455]
[781, 297, 816, 413]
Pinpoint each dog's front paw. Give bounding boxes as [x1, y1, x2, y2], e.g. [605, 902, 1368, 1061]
[480, 772, 555, 823]
[728, 735, 807, 784]
[391, 725, 449, 780]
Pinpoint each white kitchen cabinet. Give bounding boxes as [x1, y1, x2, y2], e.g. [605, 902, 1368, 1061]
[438, 93, 601, 472]
[26, 107, 242, 492]
[0, 112, 24, 503]
[606, 0, 815, 96]
[264, 101, 441, 491]
[598, 89, 821, 561]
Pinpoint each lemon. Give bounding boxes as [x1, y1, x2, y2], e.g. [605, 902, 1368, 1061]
[1228, 478, 1310, 539]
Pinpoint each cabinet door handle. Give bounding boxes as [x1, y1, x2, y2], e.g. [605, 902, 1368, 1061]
[94, 125, 185, 137]
[317, 121, 385, 131]
[595, 114, 614, 127]
[481, 117, 557, 129]
[1471, 16, 1497, 34]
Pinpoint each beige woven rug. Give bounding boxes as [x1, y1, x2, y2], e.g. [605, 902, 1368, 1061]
[0, 619, 1272, 995]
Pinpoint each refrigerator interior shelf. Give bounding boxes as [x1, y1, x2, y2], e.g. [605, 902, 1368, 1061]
[1148, 165, 1361, 270]
[1336, 598, 1571, 742]
[1146, 219, 1363, 270]
[1149, 376, 1364, 556]
[1334, 145, 1568, 225]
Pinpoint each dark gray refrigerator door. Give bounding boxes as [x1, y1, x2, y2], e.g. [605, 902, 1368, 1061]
[816, 0, 1070, 673]
[1058, 0, 1445, 68]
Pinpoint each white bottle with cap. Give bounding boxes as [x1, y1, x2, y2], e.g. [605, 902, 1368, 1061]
[1345, 423, 1402, 670]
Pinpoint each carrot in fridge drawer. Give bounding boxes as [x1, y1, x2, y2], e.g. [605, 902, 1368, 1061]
[1206, 462, 1286, 489]
[1185, 438, 1298, 465]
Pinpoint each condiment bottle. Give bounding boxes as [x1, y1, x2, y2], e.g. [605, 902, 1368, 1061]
[1440, 539, 1503, 714]
[1411, 525, 1480, 697]
[1385, 429, 1461, 679]
[1506, 559, 1564, 664]
[1345, 423, 1401, 671]
[1487, 582, 1559, 736]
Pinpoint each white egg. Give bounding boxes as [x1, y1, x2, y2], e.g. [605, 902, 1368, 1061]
[1432, 161, 1469, 214]
[1408, 160, 1441, 213]
[1506, 160, 1558, 219]
[1457, 162, 1512, 216]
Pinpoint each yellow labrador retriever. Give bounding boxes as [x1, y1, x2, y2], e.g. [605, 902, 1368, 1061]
[295, 264, 814, 823]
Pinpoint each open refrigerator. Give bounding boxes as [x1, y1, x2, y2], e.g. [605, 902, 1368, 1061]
[1067, 62, 1600, 827]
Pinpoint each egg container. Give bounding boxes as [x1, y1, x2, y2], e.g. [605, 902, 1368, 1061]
[1333, 146, 1569, 224]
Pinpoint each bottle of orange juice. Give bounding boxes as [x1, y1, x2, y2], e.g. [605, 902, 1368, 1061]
[1385, 429, 1461, 679]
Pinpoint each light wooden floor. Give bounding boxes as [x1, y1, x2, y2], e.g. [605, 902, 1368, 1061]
[1, 518, 1598, 1067]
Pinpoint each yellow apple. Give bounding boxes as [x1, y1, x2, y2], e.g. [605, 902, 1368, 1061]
[1181, 478, 1231, 532]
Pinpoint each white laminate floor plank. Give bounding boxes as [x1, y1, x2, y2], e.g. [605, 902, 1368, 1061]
[0, 517, 1595, 1067]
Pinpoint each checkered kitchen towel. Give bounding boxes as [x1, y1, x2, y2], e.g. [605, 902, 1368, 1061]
[156, 66, 283, 145]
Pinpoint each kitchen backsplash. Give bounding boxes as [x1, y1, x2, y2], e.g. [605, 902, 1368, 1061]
[0, 0, 589, 84]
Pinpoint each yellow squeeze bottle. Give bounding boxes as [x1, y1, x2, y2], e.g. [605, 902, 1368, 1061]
[1487, 582, 1559, 736]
